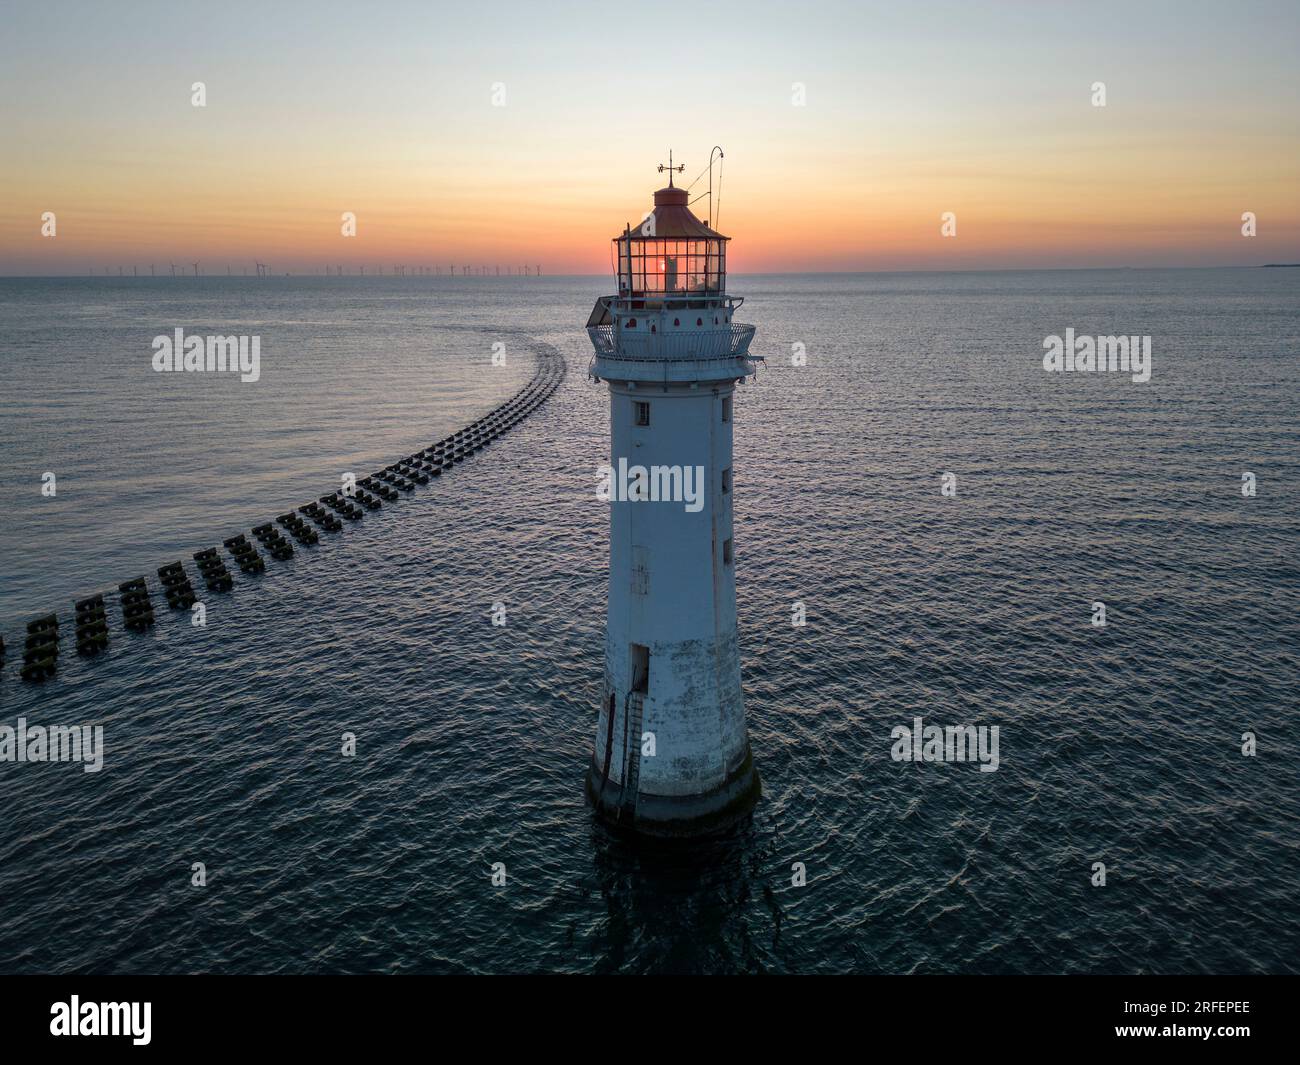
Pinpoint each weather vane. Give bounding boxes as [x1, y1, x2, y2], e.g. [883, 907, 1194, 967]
[657, 150, 685, 187]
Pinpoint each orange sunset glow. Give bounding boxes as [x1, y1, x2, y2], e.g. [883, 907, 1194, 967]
[2, 0, 1297, 274]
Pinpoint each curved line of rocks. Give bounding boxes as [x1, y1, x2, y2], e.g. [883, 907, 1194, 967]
[4, 342, 567, 685]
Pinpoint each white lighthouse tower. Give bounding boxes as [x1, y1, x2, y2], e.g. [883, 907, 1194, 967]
[585, 154, 762, 835]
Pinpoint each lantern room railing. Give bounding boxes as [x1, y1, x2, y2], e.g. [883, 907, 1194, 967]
[588, 322, 756, 361]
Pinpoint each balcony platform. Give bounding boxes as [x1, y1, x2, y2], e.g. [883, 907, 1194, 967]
[588, 321, 759, 385]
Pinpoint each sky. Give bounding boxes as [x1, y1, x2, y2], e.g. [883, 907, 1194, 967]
[1, 0, 1297, 275]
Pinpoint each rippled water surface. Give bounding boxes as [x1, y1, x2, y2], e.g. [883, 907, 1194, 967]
[1, 271, 1297, 973]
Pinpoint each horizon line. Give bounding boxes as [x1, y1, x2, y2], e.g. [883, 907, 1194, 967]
[2, 264, 1297, 280]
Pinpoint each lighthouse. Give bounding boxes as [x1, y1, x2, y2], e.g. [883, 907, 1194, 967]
[585, 154, 762, 835]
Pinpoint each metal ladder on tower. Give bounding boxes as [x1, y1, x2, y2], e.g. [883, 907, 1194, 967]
[620, 691, 646, 822]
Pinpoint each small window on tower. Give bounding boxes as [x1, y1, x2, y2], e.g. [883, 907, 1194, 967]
[722, 396, 732, 423]
[722, 468, 731, 494]
[634, 401, 650, 427]
[723, 538, 734, 565]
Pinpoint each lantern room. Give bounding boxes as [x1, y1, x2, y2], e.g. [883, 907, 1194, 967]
[615, 184, 728, 300]
[587, 153, 757, 385]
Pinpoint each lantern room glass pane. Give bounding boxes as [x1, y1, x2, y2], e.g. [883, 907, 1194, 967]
[616, 237, 727, 296]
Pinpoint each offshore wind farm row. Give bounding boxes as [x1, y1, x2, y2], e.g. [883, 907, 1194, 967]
[81, 264, 547, 277]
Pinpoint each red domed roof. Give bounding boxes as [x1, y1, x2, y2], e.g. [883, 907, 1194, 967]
[616, 186, 728, 242]
[653, 186, 689, 207]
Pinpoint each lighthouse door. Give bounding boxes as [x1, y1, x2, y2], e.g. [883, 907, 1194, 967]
[630, 643, 649, 693]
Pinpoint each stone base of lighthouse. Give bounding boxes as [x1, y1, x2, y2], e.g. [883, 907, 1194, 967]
[586, 746, 761, 838]
[585, 624, 763, 836]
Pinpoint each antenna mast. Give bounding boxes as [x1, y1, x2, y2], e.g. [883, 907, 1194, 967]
[708, 146, 724, 230]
